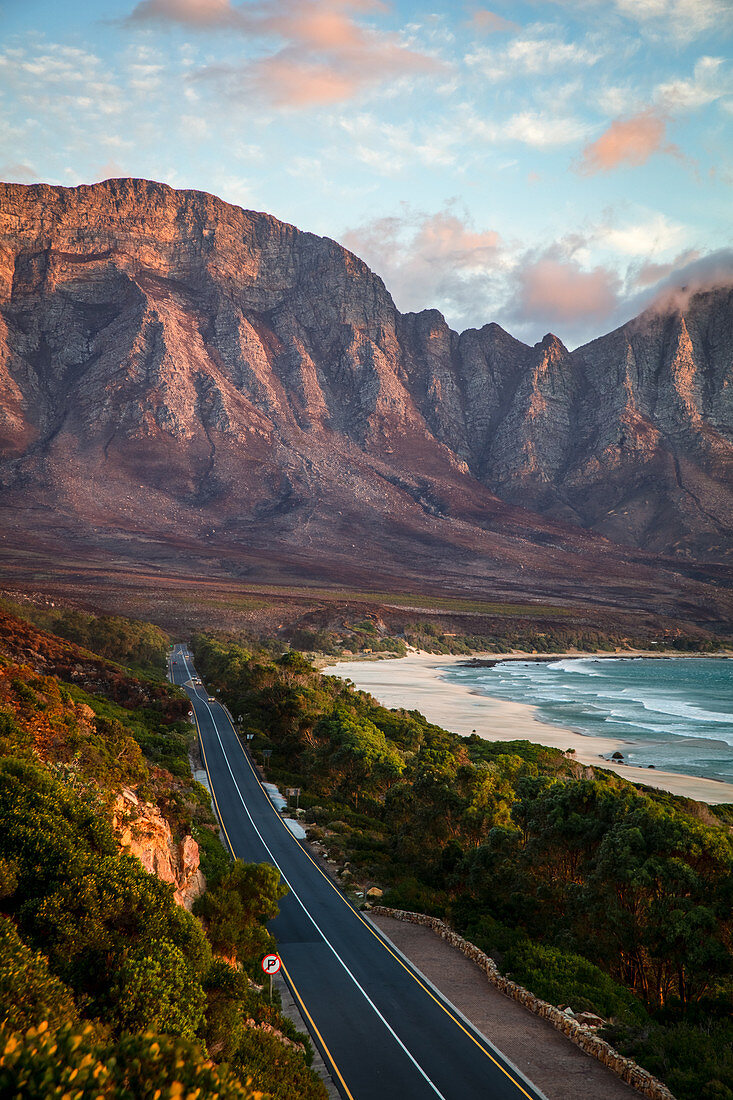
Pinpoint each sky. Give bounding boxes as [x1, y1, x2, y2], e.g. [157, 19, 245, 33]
[1, 0, 732, 347]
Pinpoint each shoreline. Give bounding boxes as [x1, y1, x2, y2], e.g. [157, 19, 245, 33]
[322, 653, 733, 805]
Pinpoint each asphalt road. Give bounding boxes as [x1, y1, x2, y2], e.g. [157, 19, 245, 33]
[170, 645, 546, 1100]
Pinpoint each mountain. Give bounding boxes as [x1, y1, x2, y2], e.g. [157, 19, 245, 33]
[0, 178, 731, 622]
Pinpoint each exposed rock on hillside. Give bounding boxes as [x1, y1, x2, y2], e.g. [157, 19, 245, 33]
[113, 787, 205, 909]
[0, 179, 731, 619]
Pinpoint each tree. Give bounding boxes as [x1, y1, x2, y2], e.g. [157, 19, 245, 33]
[195, 861, 287, 971]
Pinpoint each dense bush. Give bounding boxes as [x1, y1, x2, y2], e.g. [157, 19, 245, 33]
[0, 736, 321, 1097]
[20, 605, 170, 674]
[0, 1023, 264, 1099]
[0, 916, 79, 1034]
[195, 861, 286, 976]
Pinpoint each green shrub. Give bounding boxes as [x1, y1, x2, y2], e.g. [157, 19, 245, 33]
[605, 1018, 733, 1100]
[195, 861, 286, 973]
[234, 1027, 327, 1100]
[501, 940, 645, 1022]
[194, 823, 232, 884]
[0, 1023, 262, 1099]
[0, 916, 79, 1033]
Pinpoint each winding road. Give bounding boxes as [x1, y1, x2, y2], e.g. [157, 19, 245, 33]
[170, 644, 545, 1100]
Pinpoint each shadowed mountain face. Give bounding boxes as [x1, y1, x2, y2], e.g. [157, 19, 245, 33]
[0, 179, 731, 619]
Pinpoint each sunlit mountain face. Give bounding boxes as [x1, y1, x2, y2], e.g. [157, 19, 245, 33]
[1, 180, 731, 626]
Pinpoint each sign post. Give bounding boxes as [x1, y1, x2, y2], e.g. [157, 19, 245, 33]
[261, 953, 281, 1001]
[285, 787, 301, 810]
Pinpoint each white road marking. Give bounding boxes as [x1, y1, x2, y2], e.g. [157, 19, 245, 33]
[178, 648, 450, 1100]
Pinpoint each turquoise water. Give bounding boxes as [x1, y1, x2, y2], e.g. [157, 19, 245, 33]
[441, 658, 733, 783]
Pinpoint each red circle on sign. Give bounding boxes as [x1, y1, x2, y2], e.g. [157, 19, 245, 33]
[261, 953, 281, 974]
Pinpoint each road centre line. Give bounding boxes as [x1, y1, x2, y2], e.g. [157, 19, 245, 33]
[233, 731, 541, 1100]
[179, 651, 449, 1100]
[188, 696, 353, 1099]
[183, 650, 541, 1100]
[180, 647, 539, 1100]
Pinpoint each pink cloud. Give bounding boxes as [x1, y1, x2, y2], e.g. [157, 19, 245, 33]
[641, 250, 733, 315]
[248, 53, 362, 107]
[633, 249, 700, 288]
[144, 0, 443, 107]
[577, 108, 680, 175]
[343, 204, 502, 324]
[515, 256, 620, 326]
[0, 163, 38, 183]
[127, 0, 243, 26]
[468, 9, 518, 33]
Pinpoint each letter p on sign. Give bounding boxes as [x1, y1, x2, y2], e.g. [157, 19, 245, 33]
[261, 953, 282, 975]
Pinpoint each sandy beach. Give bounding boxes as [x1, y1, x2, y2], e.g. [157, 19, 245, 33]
[322, 653, 733, 805]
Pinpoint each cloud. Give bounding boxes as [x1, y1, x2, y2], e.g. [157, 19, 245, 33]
[510, 252, 621, 329]
[127, 0, 442, 107]
[343, 209, 626, 346]
[340, 112, 459, 174]
[342, 202, 733, 348]
[640, 248, 733, 312]
[596, 212, 688, 257]
[467, 28, 602, 81]
[613, 0, 732, 42]
[95, 159, 125, 180]
[633, 249, 700, 287]
[126, 0, 248, 27]
[503, 110, 591, 148]
[0, 162, 37, 183]
[342, 203, 503, 325]
[576, 108, 679, 174]
[655, 55, 730, 111]
[457, 105, 591, 150]
[547, 0, 732, 43]
[467, 9, 518, 34]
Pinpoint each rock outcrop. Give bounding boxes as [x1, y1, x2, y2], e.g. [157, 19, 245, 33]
[112, 787, 205, 909]
[0, 178, 731, 619]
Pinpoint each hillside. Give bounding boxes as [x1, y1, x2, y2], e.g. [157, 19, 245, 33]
[0, 179, 732, 626]
[0, 605, 326, 1098]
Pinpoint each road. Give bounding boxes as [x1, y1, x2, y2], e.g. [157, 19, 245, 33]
[170, 644, 546, 1100]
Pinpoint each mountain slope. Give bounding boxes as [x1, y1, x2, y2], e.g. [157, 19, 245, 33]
[0, 179, 731, 621]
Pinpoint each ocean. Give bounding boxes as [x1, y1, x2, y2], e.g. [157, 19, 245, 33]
[441, 657, 733, 783]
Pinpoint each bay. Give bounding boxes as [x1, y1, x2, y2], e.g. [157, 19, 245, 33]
[441, 657, 733, 783]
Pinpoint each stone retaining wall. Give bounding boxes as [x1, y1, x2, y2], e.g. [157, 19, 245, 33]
[371, 906, 675, 1100]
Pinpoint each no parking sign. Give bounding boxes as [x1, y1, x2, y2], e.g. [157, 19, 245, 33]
[261, 953, 281, 998]
[261, 953, 281, 975]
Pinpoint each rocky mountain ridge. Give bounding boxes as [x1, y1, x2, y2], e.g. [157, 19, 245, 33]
[1, 179, 731, 620]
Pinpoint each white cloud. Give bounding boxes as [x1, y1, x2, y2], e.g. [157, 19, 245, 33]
[503, 111, 592, 148]
[614, 0, 732, 42]
[467, 27, 603, 82]
[655, 56, 731, 111]
[340, 113, 460, 175]
[596, 212, 689, 256]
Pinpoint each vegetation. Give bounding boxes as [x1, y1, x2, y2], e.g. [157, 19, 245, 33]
[9, 602, 171, 675]
[0, 608, 326, 1100]
[193, 632, 733, 1100]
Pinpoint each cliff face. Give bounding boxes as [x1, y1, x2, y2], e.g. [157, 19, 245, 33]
[113, 787, 205, 910]
[0, 178, 731, 614]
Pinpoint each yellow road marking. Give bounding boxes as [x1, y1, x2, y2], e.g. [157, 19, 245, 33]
[217, 705, 536, 1099]
[280, 958, 356, 1100]
[186, 655, 535, 1100]
[188, 681, 356, 1100]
